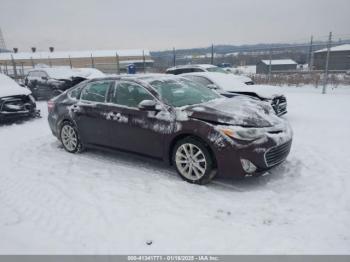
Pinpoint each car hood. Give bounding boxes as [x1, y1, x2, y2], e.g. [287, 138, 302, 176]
[183, 96, 283, 127]
[227, 84, 284, 99]
[202, 73, 284, 99]
[0, 74, 31, 97]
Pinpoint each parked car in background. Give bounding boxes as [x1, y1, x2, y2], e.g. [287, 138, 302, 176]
[24, 67, 89, 100]
[166, 64, 229, 75]
[166, 64, 255, 85]
[73, 68, 105, 79]
[217, 63, 232, 68]
[48, 74, 292, 185]
[182, 72, 287, 116]
[0, 73, 39, 123]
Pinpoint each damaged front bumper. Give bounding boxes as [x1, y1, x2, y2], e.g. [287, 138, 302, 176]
[0, 95, 41, 122]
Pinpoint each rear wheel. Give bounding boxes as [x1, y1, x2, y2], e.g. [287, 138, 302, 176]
[172, 137, 216, 185]
[60, 121, 83, 153]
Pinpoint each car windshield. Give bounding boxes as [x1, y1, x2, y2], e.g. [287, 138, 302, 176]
[206, 67, 229, 74]
[149, 78, 221, 107]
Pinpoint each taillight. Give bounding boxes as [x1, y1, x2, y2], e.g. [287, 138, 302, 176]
[48, 100, 55, 113]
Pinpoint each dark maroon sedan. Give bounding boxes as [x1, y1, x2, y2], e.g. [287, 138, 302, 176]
[48, 75, 292, 184]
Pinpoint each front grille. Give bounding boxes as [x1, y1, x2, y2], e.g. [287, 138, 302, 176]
[264, 140, 292, 167]
[271, 95, 287, 116]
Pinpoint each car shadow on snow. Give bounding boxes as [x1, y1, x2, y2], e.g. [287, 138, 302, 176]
[53, 141, 301, 192]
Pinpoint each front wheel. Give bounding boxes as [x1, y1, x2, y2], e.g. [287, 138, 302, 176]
[60, 121, 83, 153]
[172, 137, 216, 185]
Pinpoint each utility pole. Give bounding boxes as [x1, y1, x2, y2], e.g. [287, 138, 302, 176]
[211, 44, 214, 65]
[173, 47, 176, 67]
[90, 54, 95, 68]
[322, 31, 332, 94]
[0, 27, 6, 50]
[268, 49, 272, 84]
[11, 54, 18, 80]
[142, 50, 146, 74]
[68, 56, 73, 68]
[48, 56, 52, 67]
[30, 57, 35, 68]
[116, 52, 120, 75]
[308, 35, 313, 71]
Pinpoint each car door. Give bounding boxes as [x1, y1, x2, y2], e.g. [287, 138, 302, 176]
[105, 80, 171, 158]
[35, 71, 52, 99]
[26, 71, 41, 97]
[73, 80, 115, 146]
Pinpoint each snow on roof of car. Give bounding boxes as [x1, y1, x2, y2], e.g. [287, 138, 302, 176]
[128, 73, 181, 82]
[73, 68, 106, 79]
[28, 67, 83, 79]
[314, 44, 350, 53]
[0, 73, 31, 97]
[0, 49, 151, 60]
[261, 59, 297, 65]
[166, 64, 217, 71]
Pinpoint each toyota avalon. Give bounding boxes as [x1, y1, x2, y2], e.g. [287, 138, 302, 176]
[48, 75, 292, 184]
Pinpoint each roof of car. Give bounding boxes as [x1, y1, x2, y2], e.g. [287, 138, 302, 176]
[166, 64, 217, 71]
[85, 73, 182, 83]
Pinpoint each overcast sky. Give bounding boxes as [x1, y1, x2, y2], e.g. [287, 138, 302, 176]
[1, 0, 349, 52]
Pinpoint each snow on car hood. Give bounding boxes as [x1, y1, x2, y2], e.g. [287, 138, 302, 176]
[184, 96, 282, 128]
[207, 73, 284, 99]
[0, 73, 31, 97]
[228, 84, 285, 99]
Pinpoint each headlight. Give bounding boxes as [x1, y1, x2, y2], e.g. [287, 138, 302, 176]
[28, 94, 36, 103]
[219, 126, 266, 141]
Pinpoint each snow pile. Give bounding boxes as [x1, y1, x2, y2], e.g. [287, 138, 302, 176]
[0, 73, 31, 97]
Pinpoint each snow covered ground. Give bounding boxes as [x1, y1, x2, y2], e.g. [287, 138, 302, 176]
[0, 85, 350, 254]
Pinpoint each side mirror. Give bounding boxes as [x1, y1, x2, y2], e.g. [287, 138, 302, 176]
[207, 84, 218, 90]
[42, 76, 48, 80]
[138, 100, 160, 111]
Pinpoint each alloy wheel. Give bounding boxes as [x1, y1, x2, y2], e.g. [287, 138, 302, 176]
[61, 124, 78, 152]
[175, 143, 207, 180]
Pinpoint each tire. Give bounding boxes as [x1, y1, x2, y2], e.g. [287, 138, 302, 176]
[59, 121, 83, 153]
[172, 137, 216, 185]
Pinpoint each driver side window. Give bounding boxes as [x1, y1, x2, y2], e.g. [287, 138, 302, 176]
[80, 81, 112, 103]
[110, 81, 154, 108]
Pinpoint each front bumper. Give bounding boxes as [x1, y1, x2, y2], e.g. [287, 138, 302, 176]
[0, 109, 40, 122]
[213, 125, 293, 178]
[0, 95, 40, 122]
